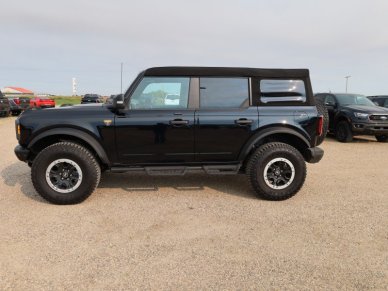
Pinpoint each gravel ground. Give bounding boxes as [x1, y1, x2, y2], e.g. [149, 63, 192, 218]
[0, 116, 387, 290]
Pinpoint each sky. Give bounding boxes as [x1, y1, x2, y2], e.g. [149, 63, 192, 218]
[0, 0, 387, 96]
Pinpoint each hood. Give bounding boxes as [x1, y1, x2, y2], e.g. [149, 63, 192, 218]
[342, 104, 388, 114]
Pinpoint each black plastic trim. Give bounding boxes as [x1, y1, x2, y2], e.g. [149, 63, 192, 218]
[238, 127, 311, 161]
[28, 128, 111, 166]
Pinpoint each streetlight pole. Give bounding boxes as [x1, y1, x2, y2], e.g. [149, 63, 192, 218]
[120, 62, 123, 94]
[345, 75, 351, 93]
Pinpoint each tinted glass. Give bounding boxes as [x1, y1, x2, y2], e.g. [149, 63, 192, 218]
[130, 77, 190, 109]
[260, 79, 306, 103]
[199, 78, 249, 108]
[383, 98, 388, 108]
[325, 95, 336, 105]
[336, 94, 375, 106]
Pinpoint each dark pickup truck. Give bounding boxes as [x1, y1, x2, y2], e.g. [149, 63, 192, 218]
[315, 93, 388, 142]
[15, 67, 325, 204]
[0, 91, 10, 117]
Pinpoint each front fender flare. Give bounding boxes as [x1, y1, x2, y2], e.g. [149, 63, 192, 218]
[28, 128, 110, 166]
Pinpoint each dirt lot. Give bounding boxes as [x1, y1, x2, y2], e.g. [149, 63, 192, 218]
[0, 116, 387, 290]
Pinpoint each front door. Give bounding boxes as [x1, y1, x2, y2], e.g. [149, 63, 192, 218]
[115, 77, 195, 164]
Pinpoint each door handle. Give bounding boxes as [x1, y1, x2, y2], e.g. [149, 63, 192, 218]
[235, 118, 253, 125]
[169, 119, 189, 126]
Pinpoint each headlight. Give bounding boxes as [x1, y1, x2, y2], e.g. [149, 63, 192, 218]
[354, 112, 369, 119]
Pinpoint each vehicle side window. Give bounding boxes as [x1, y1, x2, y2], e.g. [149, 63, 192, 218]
[325, 95, 336, 105]
[383, 99, 388, 108]
[130, 77, 190, 109]
[199, 78, 249, 108]
[259, 79, 306, 104]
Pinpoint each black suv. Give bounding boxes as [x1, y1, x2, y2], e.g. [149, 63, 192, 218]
[14, 67, 324, 204]
[368, 95, 388, 109]
[81, 94, 103, 104]
[315, 93, 388, 142]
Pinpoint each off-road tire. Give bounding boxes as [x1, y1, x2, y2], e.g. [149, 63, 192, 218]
[315, 99, 329, 145]
[31, 142, 101, 204]
[375, 135, 388, 142]
[246, 142, 307, 201]
[335, 121, 353, 142]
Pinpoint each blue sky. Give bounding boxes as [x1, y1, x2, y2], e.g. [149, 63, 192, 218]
[0, 0, 387, 96]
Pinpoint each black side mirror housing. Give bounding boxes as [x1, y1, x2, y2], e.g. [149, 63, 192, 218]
[325, 102, 336, 109]
[112, 94, 125, 110]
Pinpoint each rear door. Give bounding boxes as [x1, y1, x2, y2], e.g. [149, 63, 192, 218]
[195, 77, 258, 162]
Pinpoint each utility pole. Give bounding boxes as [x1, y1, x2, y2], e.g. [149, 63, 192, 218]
[345, 75, 351, 93]
[72, 78, 77, 96]
[120, 62, 123, 94]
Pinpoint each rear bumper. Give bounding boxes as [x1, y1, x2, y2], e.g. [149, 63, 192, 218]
[305, 147, 324, 163]
[14, 145, 30, 162]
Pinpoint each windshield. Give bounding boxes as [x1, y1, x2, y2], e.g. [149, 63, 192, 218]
[336, 94, 376, 106]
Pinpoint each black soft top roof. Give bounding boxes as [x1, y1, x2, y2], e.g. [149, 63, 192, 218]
[143, 66, 309, 78]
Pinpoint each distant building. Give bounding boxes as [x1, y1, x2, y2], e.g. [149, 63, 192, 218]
[1, 86, 34, 96]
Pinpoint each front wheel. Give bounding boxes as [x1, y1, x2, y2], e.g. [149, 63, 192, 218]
[246, 142, 307, 201]
[375, 135, 388, 142]
[31, 142, 101, 204]
[336, 121, 353, 142]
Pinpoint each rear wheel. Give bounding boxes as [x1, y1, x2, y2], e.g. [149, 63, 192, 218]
[336, 121, 353, 142]
[375, 135, 388, 142]
[246, 142, 306, 201]
[31, 142, 101, 204]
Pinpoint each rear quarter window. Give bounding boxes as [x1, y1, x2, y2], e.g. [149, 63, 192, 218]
[259, 79, 306, 105]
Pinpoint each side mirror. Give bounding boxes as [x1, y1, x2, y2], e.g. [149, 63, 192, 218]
[112, 94, 125, 110]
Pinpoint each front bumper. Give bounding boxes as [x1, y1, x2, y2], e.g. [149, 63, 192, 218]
[14, 145, 30, 162]
[305, 147, 324, 164]
[352, 122, 388, 135]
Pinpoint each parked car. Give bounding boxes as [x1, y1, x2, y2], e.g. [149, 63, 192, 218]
[105, 95, 116, 104]
[315, 93, 388, 142]
[164, 94, 181, 106]
[368, 95, 388, 108]
[7, 97, 31, 115]
[30, 97, 55, 108]
[14, 66, 325, 204]
[81, 94, 103, 104]
[0, 91, 10, 117]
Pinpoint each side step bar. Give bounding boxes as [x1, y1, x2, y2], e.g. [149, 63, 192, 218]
[109, 164, 241, 176]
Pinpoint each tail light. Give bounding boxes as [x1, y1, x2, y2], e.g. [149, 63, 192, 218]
[317, 116, 323, 136]
[14, 98, 20, 105]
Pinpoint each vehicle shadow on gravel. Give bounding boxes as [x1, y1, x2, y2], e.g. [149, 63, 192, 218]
[99, 172, 257, 200]
[1, 162, 48, 203]
[1, 162, 257, 202]
[325, 135, 378, 143]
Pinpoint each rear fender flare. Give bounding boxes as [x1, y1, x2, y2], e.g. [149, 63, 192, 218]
[238, 127, 311, 161]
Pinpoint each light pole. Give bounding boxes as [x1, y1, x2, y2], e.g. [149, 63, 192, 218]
[345, 75, 351, 93]
[120, 62, 123, 94]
